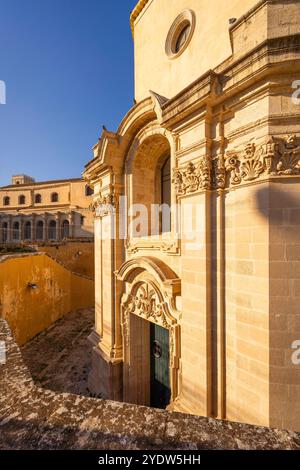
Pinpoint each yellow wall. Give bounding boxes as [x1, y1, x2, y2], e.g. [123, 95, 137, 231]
[133, 0, 258, 101]
[40, 242, 94, 278]
[0, 253, 94, 345]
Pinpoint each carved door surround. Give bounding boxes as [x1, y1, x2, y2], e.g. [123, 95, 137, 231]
[116, 256, 181, 406]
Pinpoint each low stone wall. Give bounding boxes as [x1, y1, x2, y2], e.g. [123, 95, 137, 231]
[0, 318, 299, 450]
[0, 253, 94, 345]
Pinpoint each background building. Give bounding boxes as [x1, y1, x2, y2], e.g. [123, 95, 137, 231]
[0, 174, 94, 243]
[84, 0, 300, 432]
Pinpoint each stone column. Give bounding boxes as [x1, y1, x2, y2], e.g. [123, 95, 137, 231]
[87, 174, 124, 401]
[19, 218, 24, 243]
[7, 215, 12, 243]
[31, 215, 36, 242]
[55, 213, 61, 241]
[43, 215, 48, 242]
[68, 211, 74, 238]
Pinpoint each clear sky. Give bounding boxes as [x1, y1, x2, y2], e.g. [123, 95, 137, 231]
[0, 0, 137, 186]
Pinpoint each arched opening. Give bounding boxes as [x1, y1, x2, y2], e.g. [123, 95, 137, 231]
[36, 220, 43, 241]
[128, 133, 171, 237]
[24, 221, 31, 240]
[117, 257, 181, 409]
[85, 185, 94, 196]
[35, 194, 42, 204]
[51, 192, 59, 203]
[18, 195, 26, 205]
[48, 220, 56, 240]
[62, 219, 69, 238]
[3, 196, 10, 206]
[1, 222, 8, 243]
[12, 221, 20, 241]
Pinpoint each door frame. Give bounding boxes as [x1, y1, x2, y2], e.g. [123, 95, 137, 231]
[121, 277, 181, 407]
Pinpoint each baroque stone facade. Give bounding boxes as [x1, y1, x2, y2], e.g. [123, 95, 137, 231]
[84, 0, 300, 432]
[0, 175, 94, 243]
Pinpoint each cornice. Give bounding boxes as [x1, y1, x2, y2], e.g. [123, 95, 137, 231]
[160, 33, 300, 129]
[130, 0, 150, 35]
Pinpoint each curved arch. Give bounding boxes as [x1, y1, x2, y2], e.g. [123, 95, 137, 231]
[48, 219, 56, 240]
[18, 195, 25, 205]
[35, 193, 42, 203]
[1, 222, 8, 243]
[116, 256, 181, 298]
[120, 257, 181, 406]
[61, 219, 69, 238]
[24, 221, 31, 240]
[125, 122, 173, 173]
[117, 97, 155, 138]
[12, 221, 20, 241]
[51, 192, 59, 203]
[36, 220, 44, 240]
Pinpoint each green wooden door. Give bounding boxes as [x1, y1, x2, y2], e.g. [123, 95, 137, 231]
[150, 323, 171, 409]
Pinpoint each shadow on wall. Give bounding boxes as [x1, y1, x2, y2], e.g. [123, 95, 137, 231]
[0, 253, 94, 345]
[255, 182, 300, 431]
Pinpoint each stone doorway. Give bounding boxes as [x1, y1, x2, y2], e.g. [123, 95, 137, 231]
[121, 279, 180, 408]
[127, 314, 171, 409]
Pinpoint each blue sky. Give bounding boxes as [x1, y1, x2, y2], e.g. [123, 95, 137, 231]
[0, 0, 137, 186]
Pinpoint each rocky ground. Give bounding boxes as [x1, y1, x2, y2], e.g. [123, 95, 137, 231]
[20, 309, 94, 396]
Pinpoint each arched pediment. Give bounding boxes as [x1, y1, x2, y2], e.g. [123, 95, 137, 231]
[125, 122, 172, 174]
[115, 256, 181, 297]
[84, 93, 171, 182]
[117, 97, 156, 138]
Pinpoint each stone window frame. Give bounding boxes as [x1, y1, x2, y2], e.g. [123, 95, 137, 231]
[51, 192, 59, 203]
[165, 10, 196, 60]
[3, 196, 10, 206]
[124, 122, 180, 255]
[18, 194, 26, 205]
[35, 193, 42, 204]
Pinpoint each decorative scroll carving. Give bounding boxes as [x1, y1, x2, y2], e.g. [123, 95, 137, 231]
[122, 283, 170, 332]
[212, 153, 226, 189]
[90, 193, 117, 217]
[224, 136, 300, 186]
[276, 135, 300, 175]
[172, 157, 211, 196]
[173, 136, 300, 195]
[121, 278, 180, 402]
[225, 143, 265, 185]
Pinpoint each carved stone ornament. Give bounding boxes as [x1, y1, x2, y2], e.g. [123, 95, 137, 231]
[121, 280, 180, 401]
[225, 135, 300, 186]
[122, 283, 171, 336]
[90, 193, 117, 217]
[172, 157, 211, 196]
[173, 136, 300, 196]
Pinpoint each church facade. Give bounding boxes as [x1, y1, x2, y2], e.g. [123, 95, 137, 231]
[84, 0, 300, 431]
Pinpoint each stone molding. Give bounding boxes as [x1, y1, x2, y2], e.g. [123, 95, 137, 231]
[126, 238, 180, 256]
[120, 278, 181, 402]
[90, 193, 117, 218]
[130, 0, 150, 35]
[172, 135, 300, 197]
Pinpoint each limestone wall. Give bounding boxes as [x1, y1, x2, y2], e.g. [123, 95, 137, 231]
[0, 253, 94, 345]
[133, 0, 258, 101]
